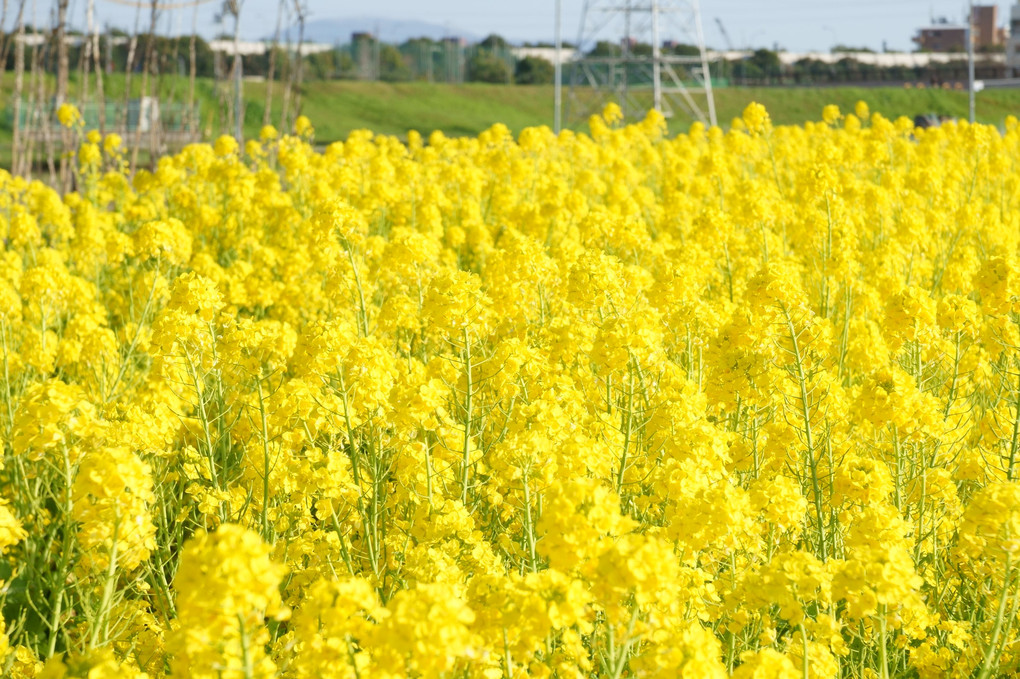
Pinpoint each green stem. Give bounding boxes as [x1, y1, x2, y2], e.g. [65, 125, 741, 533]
[878, 604, 889, 679]
[345, 245, 370, 337]
[90, 513, 121, 648]
[783, 305, 826, 559]
[616, 363, 635, 494]
[256, 378, 273, 540]
[976, 553, 1015, 679]
[460, 327, 473, 504]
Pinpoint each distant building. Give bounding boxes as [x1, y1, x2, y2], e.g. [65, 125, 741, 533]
[708, 49, 1004, 68]
[207, 40, 335, 57]
[913, 21, 967, 52]
[511, 46, 578, 66]
[972, 5, 1008, 48]
[352, 32, 376, 80]
[1008, 3, 1020, 74]
[913, 5, 1006, 53]
[621, 37, 642, 51]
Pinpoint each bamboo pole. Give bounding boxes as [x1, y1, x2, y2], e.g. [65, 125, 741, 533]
[130, 0, 159, 173]
[55, 0, 70, 190]
[263, 0, 285, 127]
[20, 0, 40, 178]
[188, 3, 197, 138]
[279, 2, 292, 130]
[231, 0, 243, 143]
[92, 11, 106, 136]
[11, 0, 27, 176]
[291, 0, 306, 121]
[120, 8, 141, 133]
[36, 26, 57, 184]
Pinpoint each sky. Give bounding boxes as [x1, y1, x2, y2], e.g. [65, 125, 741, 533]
[51, 0, 1008, 53]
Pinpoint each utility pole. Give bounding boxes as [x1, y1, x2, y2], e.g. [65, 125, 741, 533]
[555, 0, 562, 133]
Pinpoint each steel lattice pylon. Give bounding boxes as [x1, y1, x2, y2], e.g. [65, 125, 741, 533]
[568, 0, 717, 127]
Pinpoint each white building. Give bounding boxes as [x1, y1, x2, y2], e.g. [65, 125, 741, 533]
[510, 46, 579, 66]
[709, 50, 1004, 67]
[208, 40, 335, 57]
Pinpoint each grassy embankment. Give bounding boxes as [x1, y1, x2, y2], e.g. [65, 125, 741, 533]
[243, 81, 1020, 140]
[3, 75, 1020, 151]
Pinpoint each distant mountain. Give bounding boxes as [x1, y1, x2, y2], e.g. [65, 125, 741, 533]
[278, 17, 482, 45]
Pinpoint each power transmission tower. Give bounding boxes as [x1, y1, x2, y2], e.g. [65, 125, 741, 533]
[568, 0, 717, 127]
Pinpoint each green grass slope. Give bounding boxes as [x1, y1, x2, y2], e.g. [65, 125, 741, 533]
[253, 82, 1020, 141]
[6, 76, 1020, 149]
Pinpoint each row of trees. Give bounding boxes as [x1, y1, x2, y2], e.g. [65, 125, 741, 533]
[3, 31, 556, 85]
[716, 48, 1007, 86]
[332, 34, 557, 85]
[12, 20, 997, 92]
[333, 37, 1004, 87]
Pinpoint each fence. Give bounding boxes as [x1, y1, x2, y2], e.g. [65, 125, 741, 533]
[339, 39, 518, 83]
[8, 99, 199, 146]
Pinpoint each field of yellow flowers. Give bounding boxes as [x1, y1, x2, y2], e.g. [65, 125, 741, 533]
[1, 100, 1020, 677]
